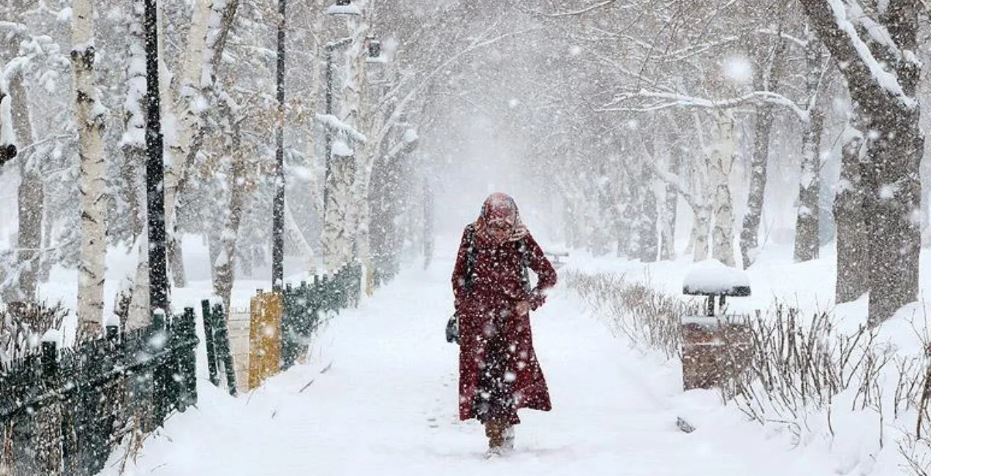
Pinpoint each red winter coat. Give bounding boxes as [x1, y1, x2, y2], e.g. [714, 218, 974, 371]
[451, 224, 558, 423]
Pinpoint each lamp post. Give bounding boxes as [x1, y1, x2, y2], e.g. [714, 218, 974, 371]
[145, 0, 169, 317]
[272, 0, 287, 291]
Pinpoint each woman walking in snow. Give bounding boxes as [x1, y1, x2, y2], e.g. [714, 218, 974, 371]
[451, 192, 558, 456]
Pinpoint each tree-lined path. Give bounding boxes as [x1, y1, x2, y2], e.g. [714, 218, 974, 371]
[104, 257, 835, 476]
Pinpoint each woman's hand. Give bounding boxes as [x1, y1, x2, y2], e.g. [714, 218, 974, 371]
[517, 290, 547, 314]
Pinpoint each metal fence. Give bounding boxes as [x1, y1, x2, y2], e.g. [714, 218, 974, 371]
[280, 262, 361, 369]
[0, 263, 364, 475]
[0, 308, 198, 475]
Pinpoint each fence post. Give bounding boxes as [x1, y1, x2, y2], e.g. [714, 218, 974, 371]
[280, 284, 297, 370]
[201, 299, 220, 387]
[176, 308, 198, 411]
[104, 323, 124, 464]
[212, 303, 238, 396]
[39, 340, 63, 474]
[150, 309, 168, 427]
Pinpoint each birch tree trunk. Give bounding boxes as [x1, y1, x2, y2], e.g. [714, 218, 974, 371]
[710, 113, 736, 267]
[834, 120, 868, 303]
[72, 0, 109, 341]
[121, 0, 148, 245]
[126, 233, 151, 331]
[214, 150, 248, 313]
[323, 22, 368, 276]
[163, 0, 211, 288]
[167, 0, 238, 287]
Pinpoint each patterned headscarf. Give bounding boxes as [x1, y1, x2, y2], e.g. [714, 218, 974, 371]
[473, 192, 528, 247]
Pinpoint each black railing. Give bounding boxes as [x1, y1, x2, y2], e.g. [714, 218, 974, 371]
[0, 308, 198, 475]
[280, 262, 361, 369]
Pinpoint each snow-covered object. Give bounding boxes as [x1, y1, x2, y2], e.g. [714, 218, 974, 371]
[680, 314, 750, 327]
[42, 328, 61, 343]
[325, 4, 361, 16]
[0, 93, 15, 148]
[682, 259, 751, 296]
[106, 313, 121, 327]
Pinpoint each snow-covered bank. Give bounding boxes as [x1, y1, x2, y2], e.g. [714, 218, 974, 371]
[562, 243, 930, 344]
[561, 246, 930, 476]
[102, 254, 848, 476]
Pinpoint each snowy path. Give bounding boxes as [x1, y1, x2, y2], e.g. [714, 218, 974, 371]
[105, 258, 838, 476]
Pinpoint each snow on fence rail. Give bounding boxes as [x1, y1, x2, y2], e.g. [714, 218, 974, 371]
[0, 309, 198, 475]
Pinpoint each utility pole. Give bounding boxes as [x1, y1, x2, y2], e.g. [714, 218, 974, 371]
[145, 0, 169, 316]
[272, 0, 287, 291]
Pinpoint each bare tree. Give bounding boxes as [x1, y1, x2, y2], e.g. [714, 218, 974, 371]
[797, 0, 926, 324]
[71, 0, 110, 341]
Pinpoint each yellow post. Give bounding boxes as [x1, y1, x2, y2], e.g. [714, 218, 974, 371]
[248, 291, 283, 389]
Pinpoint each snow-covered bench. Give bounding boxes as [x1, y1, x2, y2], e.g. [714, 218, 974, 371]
[545, 250, 569, 269]
[681, 259, 751, 317]
[679, 260, 753, 390]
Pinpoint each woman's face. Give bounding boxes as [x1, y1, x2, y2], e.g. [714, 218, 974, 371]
[486, 217, 514, 241]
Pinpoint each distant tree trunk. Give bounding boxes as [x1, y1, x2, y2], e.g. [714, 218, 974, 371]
[214, 153, 248, 312]
[739, 37, 784, 269]
[652, 129, 677, 261]
[7, 76, 44, 301]
[422, 179, 434, 269]
[214, 105, 248, 312]
[834, 120, 868, 303]
[164, 0, 211, 289]
[688, 200, 711, 262]
[121, 0, 148, 246]
[72, 0, 110, 341]
[740, 102, 774, 268]
[710, 113, 736, 267]
[799, 0, 924, 325]
[637, 168, 659, 263]
[323, 24, 365, 276]
[167, 0, 238, 288]
[793, 32, 826, 263]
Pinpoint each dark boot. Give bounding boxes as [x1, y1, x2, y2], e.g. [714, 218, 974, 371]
[484, 421, 504, 450]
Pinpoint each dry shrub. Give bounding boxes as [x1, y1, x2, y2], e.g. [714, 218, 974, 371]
[563, 271, 930, 475]
[0, 300, 69, 366]
[562, 270, 697, 358]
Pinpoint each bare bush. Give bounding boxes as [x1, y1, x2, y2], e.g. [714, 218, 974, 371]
[562, 270, 697, 358]
[0, 300, 69, 366]
[563, 271, 930, 475]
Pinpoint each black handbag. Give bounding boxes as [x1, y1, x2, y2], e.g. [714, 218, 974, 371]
[446, 312, 459, 343]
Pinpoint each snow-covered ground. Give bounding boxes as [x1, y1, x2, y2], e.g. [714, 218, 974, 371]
[564, 243, 930, 349]
[100, 251, 866, 476]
